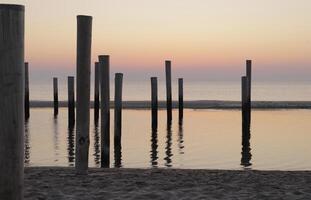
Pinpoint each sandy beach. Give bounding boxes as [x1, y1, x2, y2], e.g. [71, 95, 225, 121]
[24, 167, 311, 199]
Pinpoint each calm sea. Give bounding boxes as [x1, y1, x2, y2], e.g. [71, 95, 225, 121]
[25, 108, 311, 170]
[29, 80, 311, 101]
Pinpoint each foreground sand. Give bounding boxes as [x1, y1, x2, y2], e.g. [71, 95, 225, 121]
[25, 167, 311, 200]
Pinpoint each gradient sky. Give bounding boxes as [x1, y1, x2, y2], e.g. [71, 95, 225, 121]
[1, 0, 311, 81]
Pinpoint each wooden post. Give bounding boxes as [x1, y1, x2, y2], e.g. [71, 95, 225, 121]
[0, 4, 25, 199]
[151, 77, 158, 130]
[178, 78, 183, 123]
[241, 76, 252, 167]
[94, 62, 100, 123]
[67, 76, 75, 128]
[114, 73, 123, 148]
[99, 55, 110, 168]
[53, 77, 58, 116]
[25, 62, 29, 120]
[241, 76, 250, 140]
[246, 60, 252, 121]
[93, 123, 100, 166]
[241, 76, 249, 125]
[246, 60, 252, 99]
[165, 60, 172, 123]
[75, 15, 92, 175]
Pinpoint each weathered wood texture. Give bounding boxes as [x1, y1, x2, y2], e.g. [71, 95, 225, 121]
[75, 15, 92, 175]
[99, 55, 110, 168]
[0, 4, 25, 200]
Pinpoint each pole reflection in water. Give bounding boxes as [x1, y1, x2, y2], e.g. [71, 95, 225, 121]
[241, 121, 252, 168]
[24, 120, 30, 166]
[67, 126, 75, 166]
[114, 142, 122, 168]
[150, 128, 158, 167]
[93, 122, 100, 167]
[53, 116, 59, 162]
[164, 123, 173, 167]
[177, 120, 185, 155]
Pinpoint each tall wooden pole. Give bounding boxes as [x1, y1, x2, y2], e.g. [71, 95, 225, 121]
[178, 78, 183, 123]
[114, 73, 123, 168]
[165, 60, 172, 123]
[68, 76, 75, 128]
[242, 76, 251, 133]
[0, 4, 25, 199]
[151, 77, 158, 130]
[241, 76, 251, 167]
[246, 60, 252, 122]
[75, 15, 92, 175]
[25, 62, 29, 120]
[99, 55, 110, 168]
[53, 77, 58, 116]
[94, 62, 100, 123]
[114, 73, 123, 147]
[246, 60, 252, 99]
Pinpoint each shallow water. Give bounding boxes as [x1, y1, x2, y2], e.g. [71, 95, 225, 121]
[24, 108, 311, 170]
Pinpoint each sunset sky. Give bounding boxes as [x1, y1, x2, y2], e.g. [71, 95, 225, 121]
[1, 0, 311, 81]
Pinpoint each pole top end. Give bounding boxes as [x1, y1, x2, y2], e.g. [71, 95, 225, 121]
[0, 4, 24, 11]
[98, 55, 110, 61]
[77, 15, 92, 19]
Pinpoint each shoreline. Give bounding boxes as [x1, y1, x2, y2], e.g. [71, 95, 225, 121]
[25, 167, 311, 199]
[29, 100, 311, 109]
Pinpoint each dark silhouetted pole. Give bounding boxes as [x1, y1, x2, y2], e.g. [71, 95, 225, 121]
[99, 55, 110, 168]
[114, 73, 123, 168]
[25, 62, 29, 120]
[241, 76, 252, 167]
[241, 76, 250, 129]
[0, 4, 25, 199]
[114, 73, 123, 146]
[53, 77, 58, 116]
[165, 60, 172, 123]
[75, 15, 92, 175]
[68, 76, 75, 128]
[178, 78, 183, 122]
[246, 60, 252, 99]
[151, 77, 158, 130]
[246, 60, 252, 121]
[94, 62, 100, 123]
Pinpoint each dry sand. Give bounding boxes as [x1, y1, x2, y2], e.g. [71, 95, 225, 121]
[25, 167, 311, 200]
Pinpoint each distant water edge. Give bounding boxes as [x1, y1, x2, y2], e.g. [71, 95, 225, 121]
[30, 100, 311, 109]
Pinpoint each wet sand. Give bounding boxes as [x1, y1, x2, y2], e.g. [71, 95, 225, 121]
[30, 100, 311, 109]
[25, 167, 311, 199]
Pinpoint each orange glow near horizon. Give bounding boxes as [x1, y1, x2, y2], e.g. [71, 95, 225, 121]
[3, 0, 311, 74]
